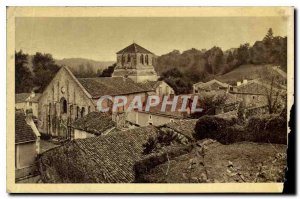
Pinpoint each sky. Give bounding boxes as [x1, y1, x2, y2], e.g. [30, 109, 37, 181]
[15, 17, 288, 61]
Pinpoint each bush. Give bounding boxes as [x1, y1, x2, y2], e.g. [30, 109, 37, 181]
[193, 114, 287, 145]
[246, 114, 287, 144]
[193, 115, 237, 143]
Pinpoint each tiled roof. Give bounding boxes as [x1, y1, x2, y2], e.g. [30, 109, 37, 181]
[15, 93, 31, 103]
[116, 43, 154, 55]
[272, 66, 287, 78]
[15, 111, 37, 144]
[26, 93, 42, 103]
[162, 119, 198, 139]
[194, 79, 229, 90]
[77, 77, 151, 98]
[41, 125, 159, 183]
[137, 81, 162, 91]
[72, 112, 116, 135]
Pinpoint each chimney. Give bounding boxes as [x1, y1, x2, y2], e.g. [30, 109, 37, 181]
[237, 81, 241, 86]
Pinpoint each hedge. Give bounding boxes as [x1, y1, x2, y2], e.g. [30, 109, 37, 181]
[194, 114, 287, 144]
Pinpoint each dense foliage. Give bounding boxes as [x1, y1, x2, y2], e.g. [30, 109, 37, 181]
[194, 114, 287, 144]
[155, 28, 287, 94]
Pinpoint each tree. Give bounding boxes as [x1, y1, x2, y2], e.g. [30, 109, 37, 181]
[99, 63, 116, 77]
[32, 52, 60, 92]
[263, 28, 274, 45]
[259, 67, 286, 114]
[15, 50, 34, 93]
[236, 43, 250, 65]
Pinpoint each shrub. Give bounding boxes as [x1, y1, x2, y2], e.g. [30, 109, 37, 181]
[246, 114, 287, 144]
[193, 114, 287, 145]
[193, 115, 237, 143]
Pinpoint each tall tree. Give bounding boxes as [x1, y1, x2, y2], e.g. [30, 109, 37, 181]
[32, 52, 60, 92]
[263, 28, 274, 45]
[15, 50, 34, 93]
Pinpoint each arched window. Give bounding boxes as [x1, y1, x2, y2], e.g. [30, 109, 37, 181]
[60, 98, 67, 114]
[81, 107, 85, 117]
[145, 55, 149, 65]
[140, 54, 144, 64]
[127, 54, 131, 62]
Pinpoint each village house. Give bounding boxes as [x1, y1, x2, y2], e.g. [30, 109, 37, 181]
[138, 80, 175, 96]
[126, 96, 194, 126]
[15, 111, 40, 182]
[193, 79, 230, 94]
[15, 93, 31, 111]
[15, 92, 41, 118]
[229, 79, 285, 108]
[37, 43, 174, 139]
[71, 111, 117, 139]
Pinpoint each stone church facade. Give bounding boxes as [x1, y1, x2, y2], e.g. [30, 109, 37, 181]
[38, 67, 96, 138]
[37, 43, 173, 139]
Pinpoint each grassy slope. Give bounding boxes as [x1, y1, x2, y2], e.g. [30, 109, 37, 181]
[215, 64, 273, 85]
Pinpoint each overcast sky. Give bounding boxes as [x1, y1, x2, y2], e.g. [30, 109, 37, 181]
[15, 17, 287, 61]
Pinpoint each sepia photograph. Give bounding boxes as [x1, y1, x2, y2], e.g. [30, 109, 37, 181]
[6, 6, 294, 193]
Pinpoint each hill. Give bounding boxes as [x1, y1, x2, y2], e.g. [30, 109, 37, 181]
[55, 58, 114, 73]
[215, 64, 273, 85]
[27, 55, 114, 74]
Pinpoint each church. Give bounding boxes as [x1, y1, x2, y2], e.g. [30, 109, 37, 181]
[37, 43, 174, 139]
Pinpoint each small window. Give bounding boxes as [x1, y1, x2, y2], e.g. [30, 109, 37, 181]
[140, 54, 144, 64]
[170, 119, 174, 123]
[252, 96, 256, 99]
[29, 102, 32, 106]
[149, 115, 152, 119]
[127, 54, 131, 62]
[149, 122, 153, 125]
[81, 107, 85, 117]
[88, 106, 91, 113]
[145, 55, 149, 65]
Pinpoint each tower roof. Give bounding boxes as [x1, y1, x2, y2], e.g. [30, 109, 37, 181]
[116, 43, 154, 55]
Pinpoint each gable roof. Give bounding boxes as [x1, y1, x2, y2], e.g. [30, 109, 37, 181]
[116, 43, 154, 55]
[194, 79, 229, 90]
[15, 111, 37, 144]
[40, 125, 159, 183]
[77, 77, 151, 98]
[15, 93, 31, 103]
[72, 112, 116, 135]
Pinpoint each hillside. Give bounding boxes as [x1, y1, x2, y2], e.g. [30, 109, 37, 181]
[27, 55, 114, 74]
[55, 58, 114, 73]
[215, 64, 273, 84]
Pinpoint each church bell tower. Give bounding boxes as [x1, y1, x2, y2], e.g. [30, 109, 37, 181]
[112, 43, 158, 83]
